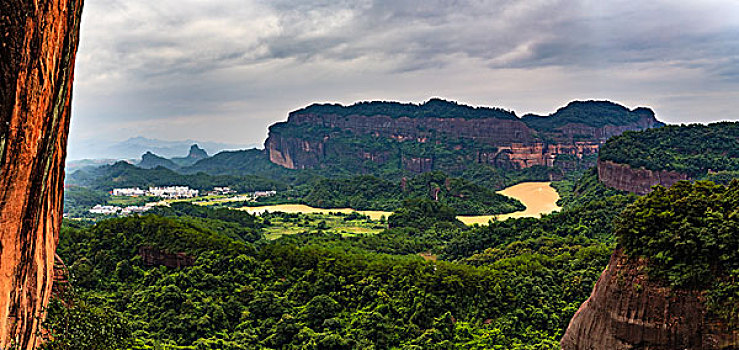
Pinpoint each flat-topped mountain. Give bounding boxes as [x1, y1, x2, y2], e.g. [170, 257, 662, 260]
[597, 122, 739, 194]
[265, 99, 663, 173]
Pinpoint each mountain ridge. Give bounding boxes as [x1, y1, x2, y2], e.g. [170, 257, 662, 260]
[265, 98, 664, 173]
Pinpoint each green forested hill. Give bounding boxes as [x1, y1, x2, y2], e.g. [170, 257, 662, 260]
[521, 100, 658, 130]
[599, 122, 739, 176]
[183, 149, 299, 180]
[67, 161, 287, 192]
[303, 172, 525, 215]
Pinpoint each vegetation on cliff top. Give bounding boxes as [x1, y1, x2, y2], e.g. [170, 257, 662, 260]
[521, 100, 657, 130]
[599, 122, 739, 176]
[291, 98, 518, 120]
[291, 99, 655, 130]
[616, 180, 739, 327]
[617, 180, 739, 288]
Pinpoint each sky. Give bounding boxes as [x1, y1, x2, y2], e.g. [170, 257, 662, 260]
[68, 0, 739, 149]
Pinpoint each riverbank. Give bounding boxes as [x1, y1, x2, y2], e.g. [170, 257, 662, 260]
[239, 181, 561, 225]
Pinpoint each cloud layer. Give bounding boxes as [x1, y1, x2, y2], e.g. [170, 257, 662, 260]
[69, 0, 739, 152]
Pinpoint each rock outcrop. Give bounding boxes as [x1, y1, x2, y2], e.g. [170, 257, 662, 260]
[0, 0, 83, 348]
[138, 246, 196, 268]
[265, 100, 663, 173]
[597, 159, 689, 195]
[561, 249, 738, 350]
[139, 151, 181, 170]
[185, 144, 208, 160]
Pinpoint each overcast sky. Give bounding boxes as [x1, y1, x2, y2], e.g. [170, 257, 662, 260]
[69, 0, 739, 148]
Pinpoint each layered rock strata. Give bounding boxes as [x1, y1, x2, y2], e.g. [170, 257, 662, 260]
[0, 0, 83, 348]
[265, 103, 662, 172]
[561, 249, 738, 350]
[597, 159, 689, 195]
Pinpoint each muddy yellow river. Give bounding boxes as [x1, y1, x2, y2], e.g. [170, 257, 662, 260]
[457, 181, 562, 225]
[239, 181, 561, 225]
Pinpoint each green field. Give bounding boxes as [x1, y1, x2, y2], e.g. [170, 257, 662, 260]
[261, 211, 386, 240]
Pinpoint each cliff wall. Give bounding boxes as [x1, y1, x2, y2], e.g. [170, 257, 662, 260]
[265, 108, 661, 172]
[561, 249, 738, 350]
[0, 0, 83, 348]
[597, 159, 689, 195]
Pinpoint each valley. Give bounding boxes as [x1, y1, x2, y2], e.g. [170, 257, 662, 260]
[197, 181, 561, 227]
[51, 102, 739, 349]
[4, 3, 737, 349]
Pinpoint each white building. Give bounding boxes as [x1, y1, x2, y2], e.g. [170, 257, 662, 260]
[207, 186, 236, 196]
[89, 205, 120, 215]
[112, 187, 146, 196]
[253, 190, 277, 197]
[147, 186, 199, 199]
[120, 206, 152, 215]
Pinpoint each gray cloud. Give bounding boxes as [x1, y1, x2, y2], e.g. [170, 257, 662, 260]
[69, 0, 739, 156]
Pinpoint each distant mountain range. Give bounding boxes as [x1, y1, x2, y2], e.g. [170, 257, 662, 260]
[66, 136, 256, 161]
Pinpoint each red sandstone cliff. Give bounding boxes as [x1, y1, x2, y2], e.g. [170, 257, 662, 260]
[0, 0, 83, 348]
[561, 249, 738, 350]
[265, 105, 661, 172]
[597, 159, 689, 195]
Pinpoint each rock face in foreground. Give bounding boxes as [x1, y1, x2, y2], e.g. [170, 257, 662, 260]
[0, 0, 83, 348]
[265, 99, 663, 173]
[597, 159, 689, 195]
[561, 249, 738, 350]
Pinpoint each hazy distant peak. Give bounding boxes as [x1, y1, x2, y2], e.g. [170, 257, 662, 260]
[187, 144, 208, 159]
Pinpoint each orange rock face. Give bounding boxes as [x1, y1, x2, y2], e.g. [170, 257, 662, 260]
[0, 0, 83, 348]
[561, 249, 738, 350]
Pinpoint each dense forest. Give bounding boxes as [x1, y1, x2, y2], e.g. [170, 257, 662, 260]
[48, 167, 634, 349]
[615, 180, 739, 328]
[599, 122, 739, 176]
[49, 165, 739, 349]
[303, 172, 524, 215]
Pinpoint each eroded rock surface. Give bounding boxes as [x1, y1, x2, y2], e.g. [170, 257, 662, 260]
[0, 0, 83, 348]
[265, 103, 662, 172]
[597, 159, 689, 195]
[561, 249, 739, 350]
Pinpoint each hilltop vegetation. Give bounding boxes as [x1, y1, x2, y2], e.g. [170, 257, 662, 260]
[521, 100, 657, 130]
[304, 172, 525, 215]
[294, 99, 656, 131]
[293, 98, 517, 120]
[617, 180, 739, 288]
[616, 180, 739, 328]
[599, 122, 739, 176]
